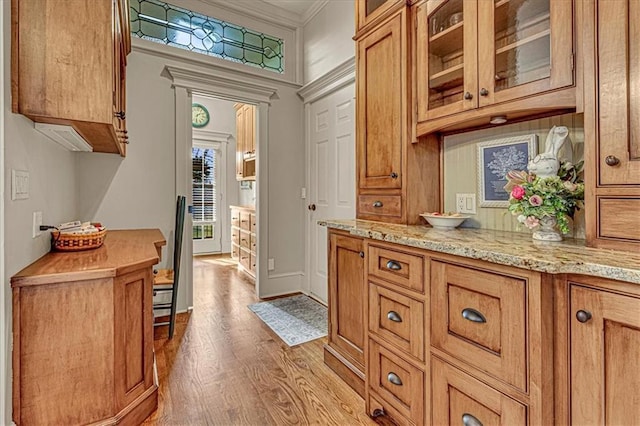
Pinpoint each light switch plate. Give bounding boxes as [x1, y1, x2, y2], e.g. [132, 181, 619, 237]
[12, 169, 30, 200]
[456, 193, 477, 214]
[268, 258, 275, 271]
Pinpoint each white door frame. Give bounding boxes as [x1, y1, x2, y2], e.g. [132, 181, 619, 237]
[192, 130, 231, 255]
[298, 57, 356, 299]
[164, 65, 277, 305]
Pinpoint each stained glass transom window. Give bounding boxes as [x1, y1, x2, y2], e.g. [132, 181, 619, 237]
[130, 0, 284, 73]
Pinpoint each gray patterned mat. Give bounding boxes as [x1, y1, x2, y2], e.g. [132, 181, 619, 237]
[248, 294, 328, 346]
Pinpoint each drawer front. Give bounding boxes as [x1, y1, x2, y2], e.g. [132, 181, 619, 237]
[231, 209, 240, 228]
[369, 340, 424, 425]
[232, 228, 240, 246]
[250, 252, 256, 273]
[240, 230, 251, 250]
[239, 248, 251, 271]
[250, 213, 257, 233]
[231, 244, 239, 260]
[358, 194, 402, 218]
[598, 198, 640, 241]
[369, 283, 425, 361]
[240, 211, 251, 231]
[431, 260, 527, 391]
[431, 357, 527, 426]
[250, 234, 257, 253]
[368, 393, 412, 426]
[368, 244, 425, 293]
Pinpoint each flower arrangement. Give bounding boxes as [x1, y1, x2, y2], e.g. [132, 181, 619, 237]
[504, 160, 585, 234]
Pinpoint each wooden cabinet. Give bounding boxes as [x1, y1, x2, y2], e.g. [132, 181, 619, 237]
[12, 0, 130, 156]
[584, 0, 640, 252]
[230, 206, 256, 278]
[569, 282, 640, 425]
[356, 7, 440, 224]
[356, 0, 405, 34]
[324, 230, 366, 396]
[416, 0, 576, 135]
[11, 230, 164, 425]
[234, 103, 256, 181]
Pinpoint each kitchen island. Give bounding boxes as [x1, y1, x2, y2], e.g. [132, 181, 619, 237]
[11, 229, 165, 426]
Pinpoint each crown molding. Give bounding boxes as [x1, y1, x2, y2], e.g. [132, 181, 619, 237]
[192, 129, 233, 143]
[163, 65, 279, 104]
[302, 0, 330, 26]
[297, 56, 355, 103]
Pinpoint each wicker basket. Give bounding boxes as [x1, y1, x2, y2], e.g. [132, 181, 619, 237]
[51, 229, 107, 252]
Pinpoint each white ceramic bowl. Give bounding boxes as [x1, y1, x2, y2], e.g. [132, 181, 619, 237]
[420, 213, 470, 230]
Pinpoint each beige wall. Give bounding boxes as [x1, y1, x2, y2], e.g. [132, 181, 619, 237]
[443, 113, 585, 238]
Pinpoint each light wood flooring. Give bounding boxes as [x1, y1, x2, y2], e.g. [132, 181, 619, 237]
[144, 255, 376, 425]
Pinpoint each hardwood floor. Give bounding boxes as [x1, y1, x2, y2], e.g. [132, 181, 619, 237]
[144, 255, 377, 425]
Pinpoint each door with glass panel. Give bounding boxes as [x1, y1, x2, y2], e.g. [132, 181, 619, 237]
[418, 0, 478, 121]
[477, 0, 573, 107]
[192, 143, 222, 254]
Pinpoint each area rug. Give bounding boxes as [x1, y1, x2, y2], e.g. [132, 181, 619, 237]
[248, 294, 327, 346]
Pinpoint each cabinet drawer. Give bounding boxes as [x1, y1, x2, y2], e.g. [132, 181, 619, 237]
[232, 228, 240, 246]
[431, 357, 527, 425]
[240, 230, 251, 250]
[250, 213, 257, 233]
[240, 211, 251, 230]
[369, 283, 425, 361]
[239, 248, 251, 271]
[250, 234, 257, 253]
[231, 244, 239, 260]
[368, 340, 424, 425]
[368, 244, 425, 293]
[358, 195, 402, 218]
[598, 198, 640, 241]
[231, 210, 240, 228]
[250, 252, 256, 273]
[431, 260, 527, 391]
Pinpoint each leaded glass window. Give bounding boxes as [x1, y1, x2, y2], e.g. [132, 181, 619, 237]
[130, 0, 284, 73]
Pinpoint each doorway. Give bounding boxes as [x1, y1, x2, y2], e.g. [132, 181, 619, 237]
[192, 140, 224, 255]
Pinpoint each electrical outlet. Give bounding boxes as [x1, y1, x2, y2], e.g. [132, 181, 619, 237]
[456, 193, 477, 214]
[268, 258, 275, 271]
[32, 211, 43, 238]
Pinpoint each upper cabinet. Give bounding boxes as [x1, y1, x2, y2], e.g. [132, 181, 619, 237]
[234, 103, 256, 181]
[416, 0, 575, 135]
[584, 0, 639, 252]
[12, 0, 130, 156]
[356, 0, 406, 34]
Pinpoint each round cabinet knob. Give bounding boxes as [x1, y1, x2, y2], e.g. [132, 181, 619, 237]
[390, 172, 398, 179]
[359, 251, 365, 258]
[372, 408, 385, 418]
[479, 88, 489, 97]
[308, 204, 316, 211]
[372, 201, 383, 208]
[605, 155, 620, 166]
[464, 91, 473, 100]
[576, 310, 592, 323]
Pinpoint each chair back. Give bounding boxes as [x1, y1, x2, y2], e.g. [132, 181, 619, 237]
[171, 195, 187, 295]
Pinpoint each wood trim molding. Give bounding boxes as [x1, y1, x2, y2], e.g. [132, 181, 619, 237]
[162, 65, 279, 105]
[297, 56, 356, 104]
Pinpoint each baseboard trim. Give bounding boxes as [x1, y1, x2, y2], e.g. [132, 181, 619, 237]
[323, 345, 365, 398]
[258, 271, 304, 299]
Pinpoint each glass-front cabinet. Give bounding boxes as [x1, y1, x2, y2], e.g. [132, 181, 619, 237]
[417, 0, 574, 126]
[357, 0, 405, 32]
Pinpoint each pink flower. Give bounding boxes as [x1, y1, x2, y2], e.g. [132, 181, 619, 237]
[524, 216, 540, 229]
[511, 185, 526, 200]
[529, 195, 543, 206]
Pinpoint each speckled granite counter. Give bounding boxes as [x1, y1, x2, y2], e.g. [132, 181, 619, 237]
[319, 219, 640, 284]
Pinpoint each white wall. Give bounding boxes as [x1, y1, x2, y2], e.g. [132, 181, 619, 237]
[3, 2, 80, 422]
[303, 0, 355, 84]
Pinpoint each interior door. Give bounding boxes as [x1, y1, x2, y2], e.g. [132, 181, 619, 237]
[308, 83, 356, 303]
[192, 141, 223, 254]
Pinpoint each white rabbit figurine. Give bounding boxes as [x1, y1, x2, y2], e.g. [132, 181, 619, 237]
[527, 126, 569, 178]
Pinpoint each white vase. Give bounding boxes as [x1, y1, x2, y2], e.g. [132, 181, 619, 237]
[532, 216, 563, 241]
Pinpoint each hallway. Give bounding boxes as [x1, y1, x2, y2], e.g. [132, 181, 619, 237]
[145, 255, 376, 425]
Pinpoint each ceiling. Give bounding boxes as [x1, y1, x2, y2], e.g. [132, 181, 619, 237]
[260, 0, 322, 17]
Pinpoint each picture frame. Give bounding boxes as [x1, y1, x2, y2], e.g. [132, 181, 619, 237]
[477, 134, 537, 207]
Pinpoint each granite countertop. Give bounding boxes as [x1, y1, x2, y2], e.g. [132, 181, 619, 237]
[319, 219, 640, 284]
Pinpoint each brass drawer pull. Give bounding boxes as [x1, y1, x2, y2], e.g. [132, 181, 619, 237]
[462, 308, 486, 323]
[386, 260, 401, 271]
[387, 311, 402, 323]
[462, 413, 483, 426]
[387, 372, 403, 386]
[372, 201, 383, 208]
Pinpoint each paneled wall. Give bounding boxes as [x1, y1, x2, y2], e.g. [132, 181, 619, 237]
[443, 113, 585, 237]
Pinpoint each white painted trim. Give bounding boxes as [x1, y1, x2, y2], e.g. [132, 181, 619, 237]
[162, 65, 279, 105]
[297, 56, 356, 104]
[198, 0, 302, 29]
[0, 2, 7, 422]
[192, 129, 233, 143]
[303, 103, 312, 298]
[261, 271, 305, 299]
[302, 0, 330, 25]
[133, 38, 302, 88]
[256, 102, 269, 299]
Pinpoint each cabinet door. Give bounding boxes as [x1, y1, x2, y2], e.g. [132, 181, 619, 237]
[235, 106, 245, 180]
[243, 104, 255, 156]
[477, 0, 573, 107]
[356, 0, 404, 32]
[596, 0, 640, 185]
[328, 232, 365, 370]
[570, 285, 640, 425]
[417, 0, 478, 121]
[357, 11, 404, 190]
